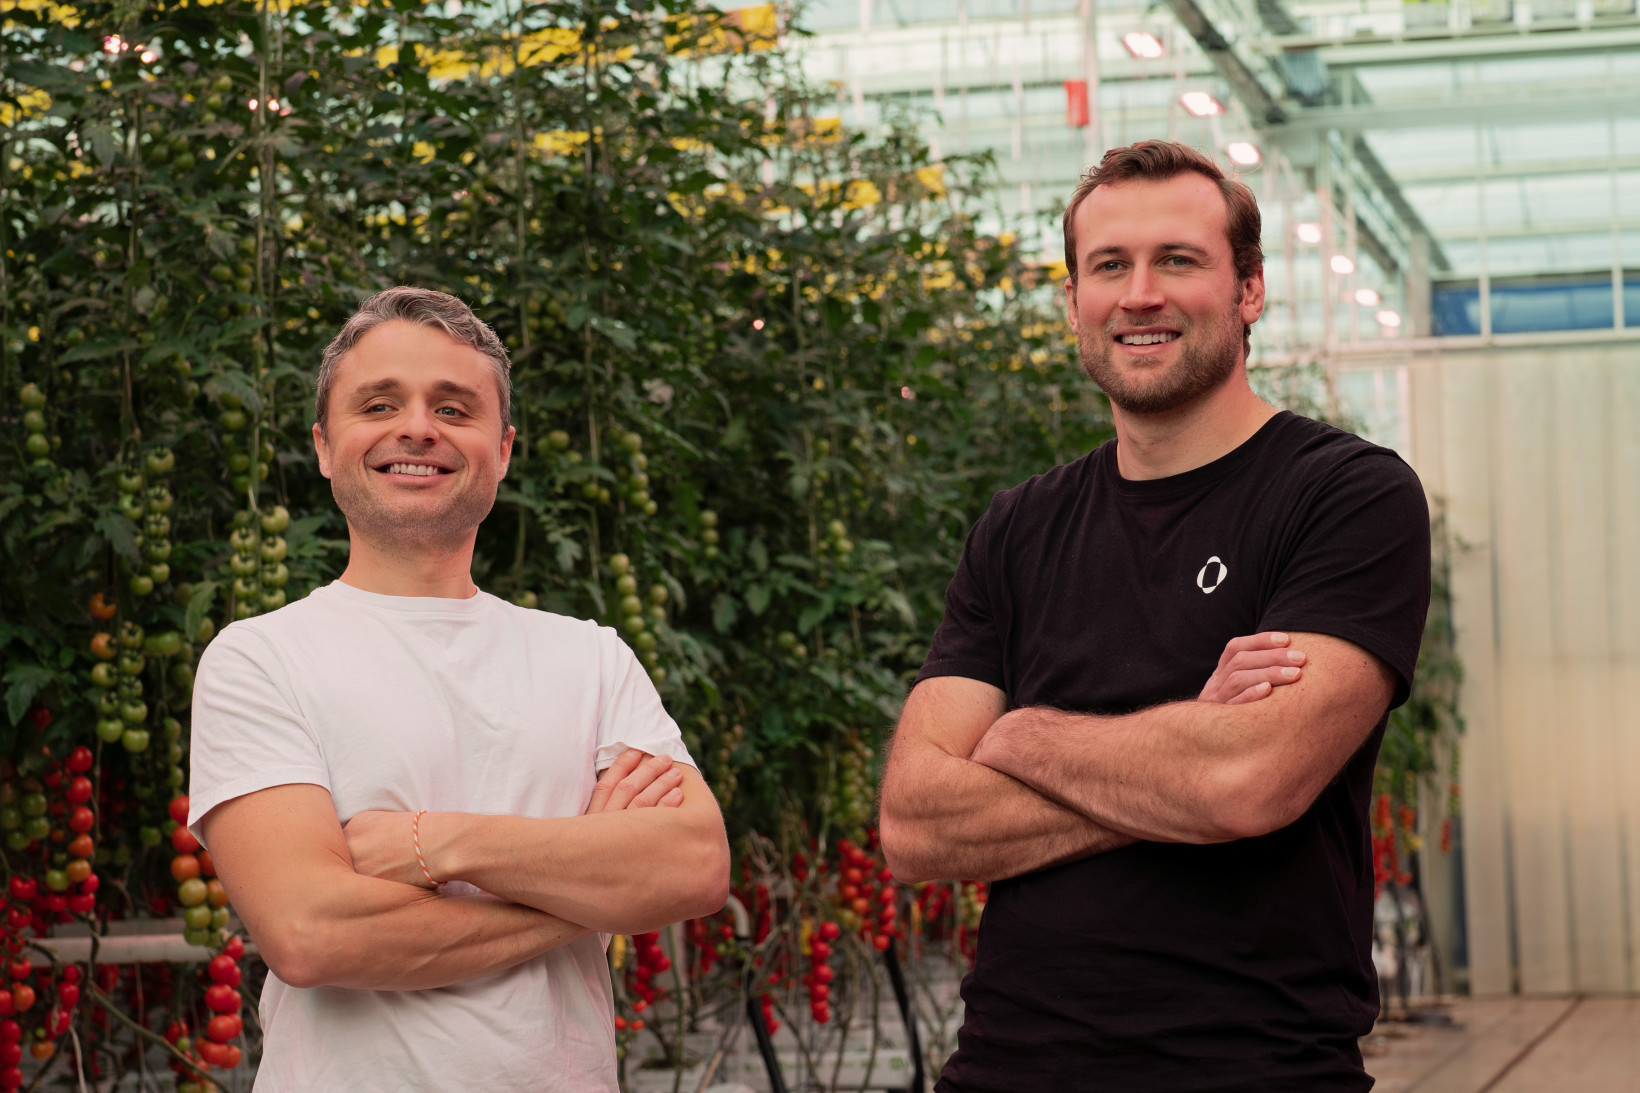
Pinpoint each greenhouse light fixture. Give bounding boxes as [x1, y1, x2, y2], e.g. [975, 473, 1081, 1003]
[1226, 142, 1261, 167]
[1295, 223, 1321, 244]
[1354, 288, 1381, 307]
[1122, 31, 1164, 59]
[1179, 92, 1222, 117]
[1330, 254, 1355, 275]
[1376, 309, 1402, 328]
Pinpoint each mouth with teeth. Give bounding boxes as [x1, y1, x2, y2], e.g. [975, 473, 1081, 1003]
[1117, 331, 1181, 346]
[376, 461, 452, 477]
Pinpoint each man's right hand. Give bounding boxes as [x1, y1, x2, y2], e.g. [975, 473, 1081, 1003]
[1197, 632, 1307, 705]
[585, 748, 685, 814]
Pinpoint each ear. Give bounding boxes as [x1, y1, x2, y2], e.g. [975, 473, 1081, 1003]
[1063, 275, 1080, 336]
[1239, 268, 1267, 326]
[313, 421, 333, 480]
[497, 425, 516, 481]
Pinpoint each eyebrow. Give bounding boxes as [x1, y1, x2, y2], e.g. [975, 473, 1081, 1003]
[349, 378, 488, 404]
[1084, 242, 1213, 263]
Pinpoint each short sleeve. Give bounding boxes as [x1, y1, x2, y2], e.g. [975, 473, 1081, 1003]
[1258, 452, 1431, 708]
[916, 494, 1009, 691]
[593, 626, 697, 772]
[187, 626, 331, 846]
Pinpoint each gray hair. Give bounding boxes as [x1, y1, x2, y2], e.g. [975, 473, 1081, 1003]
[315, 287, 512, 435]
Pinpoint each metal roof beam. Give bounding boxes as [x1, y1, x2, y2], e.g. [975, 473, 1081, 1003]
[1159, 0, 1291, 125]
[1272, 85, 1640, 134]
[1250, 18, 1640, 66]
[1393, 155, 1640, 184]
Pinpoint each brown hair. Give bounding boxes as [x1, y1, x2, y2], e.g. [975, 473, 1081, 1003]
[1062, 140, 1263, 288]
[315, 287, 512, 435]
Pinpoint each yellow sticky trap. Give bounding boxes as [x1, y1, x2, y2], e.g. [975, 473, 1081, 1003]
[799, 916, 813, 956]
[611, 933, 628, 969]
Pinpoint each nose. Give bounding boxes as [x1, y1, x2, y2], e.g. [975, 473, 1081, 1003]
[399, 399, 440, 444]
[1117, 263, 1166, 315]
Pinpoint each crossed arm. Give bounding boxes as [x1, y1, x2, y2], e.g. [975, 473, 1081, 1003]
[201, 749, 729, 992]
[878, 631, 1395, 883]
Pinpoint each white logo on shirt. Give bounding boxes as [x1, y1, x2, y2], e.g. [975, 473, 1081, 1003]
[1197, 556, 1229, 594]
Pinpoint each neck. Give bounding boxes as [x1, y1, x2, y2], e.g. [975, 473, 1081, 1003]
[1110, 366, 1277, 481]
[337, 529, 481, 599]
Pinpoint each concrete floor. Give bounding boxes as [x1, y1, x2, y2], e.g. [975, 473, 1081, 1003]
[1365, 996, 1640, 1092]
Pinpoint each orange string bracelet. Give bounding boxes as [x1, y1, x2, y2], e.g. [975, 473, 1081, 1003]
[412, 810, 444, 888]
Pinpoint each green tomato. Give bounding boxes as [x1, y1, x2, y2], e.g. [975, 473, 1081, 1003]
[621, 614, 646, 635]
[260, 504, 291, 534]
[112, 843, 132, 865]
[44, 869, 70, 893]
[21, 409, 45, 433]
[148, 562, 171, 584]
[20, 792, 47, 817]
[260, 562, 290, 588]
[615, 575, 638, 596]
[117, 470, 145, 494]
[145, 631, 183, 658]
[24, 816, 50, 842]
[96, 690, 120, 717]
[19, 383, 46, 410]
[183, 927, 212, 948]
[119, 651, 145, 676]
[260, 536, 288, 563]
[0, 784, 14, 807]
[609, 553, 632, 577]
[90, 663, 117, 689]
[182, 904, 214, 930]
[145, 537, 172, 561]
[211, 906, 231, 930]
[121, 728, 151, 753]
[130, 574, 155, 597]
[260, 588, 286, 611]
[634, 631, 658, 653]
[230, 553, 259, 577]
[169, 765, 185, 788]
[145, 486, 174, 514]
[195, 617, 216, 644]
[145, 447, 176, 475]
[5, 831, 28, 851]
[24, 433, 49, 458]
[170, 662, 195, 693]
[138, 826, 162, 848]
[547, 429, 570, 450]
[163, 716, 183, 741]
[228, 451, 251, 473]
[619, 595, 643, 616]
[700, 510, 718, 528]
[121, 700, 148, 724]
[0, 807, 20, 830]
[96, 718, 126, 743]
[649, 584, 669, 605]
[219, 409, 247, 432]
[177, 877, 209, 906]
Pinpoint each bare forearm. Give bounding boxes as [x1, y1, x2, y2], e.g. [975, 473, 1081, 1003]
[880, 745, 1133, 883]
[424, 808, 730, 934]
[261, 876, 589, 991]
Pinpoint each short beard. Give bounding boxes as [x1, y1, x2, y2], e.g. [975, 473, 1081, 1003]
[329, 453, 497, 556]
[1078, 299, 1246, 417]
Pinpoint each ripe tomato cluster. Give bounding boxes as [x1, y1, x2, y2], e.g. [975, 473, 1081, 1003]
[167, 796, 230, 948]
[803, 919, 840, 1024]
[613, 930, 669, 1035]
[1370, 792, 1416, 896]
[0, 955, 79, 1085]
[161, 935, 247, 1089]
[831, 837, 900, 953]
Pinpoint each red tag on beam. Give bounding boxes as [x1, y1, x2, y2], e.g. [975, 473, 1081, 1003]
[1064, 80, 1089, 128]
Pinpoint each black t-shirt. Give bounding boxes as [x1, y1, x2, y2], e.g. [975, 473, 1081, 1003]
[918, 411, 1430, 1093]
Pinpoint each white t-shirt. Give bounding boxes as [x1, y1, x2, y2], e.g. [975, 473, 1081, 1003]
[187, 580, 695, 1092]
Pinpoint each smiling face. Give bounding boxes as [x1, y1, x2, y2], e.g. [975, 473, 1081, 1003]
[1064, 172, 1265, 417]
[313, 320, 514, 554]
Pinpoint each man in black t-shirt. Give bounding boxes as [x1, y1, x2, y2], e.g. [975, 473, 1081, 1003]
[879, 141, 1430, 1092]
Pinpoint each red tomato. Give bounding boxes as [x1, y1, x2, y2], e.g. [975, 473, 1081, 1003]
[64, 778, 91, 804]
[88, 593, 117, 621]
[871, 934, 891, 952]
[0, 1044, 16, 1066]
[196, 1039, 232, 1067]
[0, 1022, 17, 1042]
[207, 955, 241, 987]
[171, 826, 201, 854]
[810, 941, 830, 961]
[223, 936, 245, 960]
[612, 1016, 627, 1031]
[65, 747, 93, 774]
[66, 807, 94, 834]
[817, 921, 840, 941]
[170, 855, 201, 883]
[205, 1014, 242, 1042]
[203, 984, 240, 1014]
[25, 1041, 51, 1062]
[6, 960, 29, 982]
[66, 834, 93, 859]
[196, 849, 216, 877]
[89, 633, 116, 660]
[6, 879, 34, 903]
[168, 796, 190, 825]
[8, 987, 32, 1014]
[0, 993, 10, 1018]
[809, 983, 829, 1002]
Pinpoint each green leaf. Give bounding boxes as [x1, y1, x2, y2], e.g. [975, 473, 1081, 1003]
[589, 315, 637, 352]
[711, 593, 738, 633]
[3, 664, 55, 727]
[745, 583, 770, 616]
[92, 514, 140, 565]
[185, 582, 219, 645]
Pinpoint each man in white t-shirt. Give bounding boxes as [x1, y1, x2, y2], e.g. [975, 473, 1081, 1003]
[189, 287, 730, 1091]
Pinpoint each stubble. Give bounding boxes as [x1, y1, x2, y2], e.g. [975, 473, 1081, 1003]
[1078, 298, 1246, 416]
